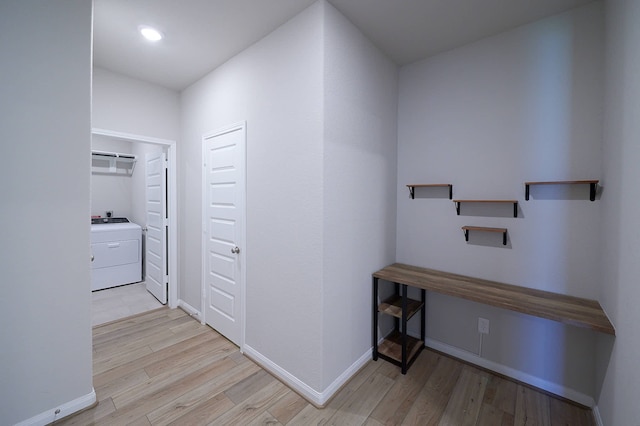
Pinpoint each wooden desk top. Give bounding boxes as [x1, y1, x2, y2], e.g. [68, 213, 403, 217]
[373, 263, 615, 335]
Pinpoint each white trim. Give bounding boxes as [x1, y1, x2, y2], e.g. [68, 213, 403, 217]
[178, 299, 202, 322]
[200, 133, 207, 327]
[243, 344, 370, 407]
[15, 389, 96, 426]
[92, 127, 174, 145]
[320, 349, 372, 405]
[201, 121, 247, 350]
[167, 143, 178, 309]
[425, 338, 595, 407]
[200, 136, 206, 326]
[592, 405, 604, 426]
[91, 128, 178, 309]
[243, 344, 322, 405]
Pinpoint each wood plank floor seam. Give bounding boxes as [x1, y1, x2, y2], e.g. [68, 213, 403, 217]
[53, 308, 596, 426]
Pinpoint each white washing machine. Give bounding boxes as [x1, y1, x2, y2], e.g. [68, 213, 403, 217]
[91, 219, 142, 291]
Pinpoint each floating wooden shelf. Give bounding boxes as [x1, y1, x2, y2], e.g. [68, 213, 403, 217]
[453, 199, 518, 217]
[462, 226, 507, 245]
[406, 184, 453, 199]
[524, 180, 599, 201]
[373, 263, 615, 335]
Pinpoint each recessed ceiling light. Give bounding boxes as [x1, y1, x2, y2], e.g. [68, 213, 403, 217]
[139, 26, 163, 42]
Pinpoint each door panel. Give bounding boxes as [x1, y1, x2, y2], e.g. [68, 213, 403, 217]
[203, 123, 245, 346]
[145, 152, 167, 304]
[209, 250, 235, 280]
[210, 218, 235, 243]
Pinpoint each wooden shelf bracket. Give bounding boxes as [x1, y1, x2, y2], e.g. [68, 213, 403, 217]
[454, 200, 518, 218]
[462, 226, 507, 245]
[406, 184, 453, 199]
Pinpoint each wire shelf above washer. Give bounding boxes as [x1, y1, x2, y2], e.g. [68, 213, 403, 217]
[91, 150, 137, 176]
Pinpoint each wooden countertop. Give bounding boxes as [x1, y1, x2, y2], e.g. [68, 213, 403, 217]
[373, 263, 615, 335]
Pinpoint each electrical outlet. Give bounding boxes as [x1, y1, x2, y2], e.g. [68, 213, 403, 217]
[478, 317, 490, 334]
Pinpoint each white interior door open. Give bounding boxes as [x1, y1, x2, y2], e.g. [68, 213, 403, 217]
[202, 122, 245, 347]
[145, 151, 167, 304]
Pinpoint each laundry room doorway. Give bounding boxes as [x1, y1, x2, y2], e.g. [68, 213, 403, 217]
[91, 128, 178, 313]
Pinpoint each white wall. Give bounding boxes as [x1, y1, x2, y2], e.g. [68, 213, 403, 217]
[597, 0, 640, 423]
[396, 2, 603, 401]
[321, 2, 398, 390]
[0, 1, 94, 424]
[92, 67, 180, 141]
[181, 2, 325, 390]
[181, 1, 398, 399]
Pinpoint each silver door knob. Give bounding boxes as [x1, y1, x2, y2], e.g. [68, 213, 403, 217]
[91, 255, 94, 262]
[231, 246, 240, 254]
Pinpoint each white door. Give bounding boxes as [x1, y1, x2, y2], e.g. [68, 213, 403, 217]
[203, 123, 245, 346]
[145, 152, 167, 304]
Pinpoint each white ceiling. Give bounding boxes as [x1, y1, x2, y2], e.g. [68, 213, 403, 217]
[93, 0, 594, 91]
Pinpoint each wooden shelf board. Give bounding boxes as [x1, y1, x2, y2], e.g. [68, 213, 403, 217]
[379, 296, 424, 319]
[525, 180, 599, 185]
[377, 331, 423, 364]
[373, 263, 615, 335]
[453, 199, 518, 203]
[462, 226, 507, 233]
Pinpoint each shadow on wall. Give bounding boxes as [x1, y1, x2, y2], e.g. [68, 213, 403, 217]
[501, 315, 570, 391]
[526, 184, 601, 201]
[455, 202, 523, 218]
[594, 332, 616, 410]
[462, 229, 512, 249]
[411, 186, 452, 200]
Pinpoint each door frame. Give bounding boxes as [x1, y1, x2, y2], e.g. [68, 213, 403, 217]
[201, 121, 246, 350]
[92, 127, 178, 308]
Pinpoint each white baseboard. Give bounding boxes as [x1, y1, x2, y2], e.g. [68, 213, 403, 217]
[425, 338, 595, 408]
[592, 404, 604, 426]
[320, 350, 372, 406]
[242, 335, 597, 411]
[178, 299, 202, 322]
[243, 344, 370, 407]
[243, 344, 323, 405]
[15, 389, 96, 426]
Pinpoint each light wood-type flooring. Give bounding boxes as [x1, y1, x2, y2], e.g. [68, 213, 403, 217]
[92, 282, 163, 326]
[55, 308, 595, 425]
